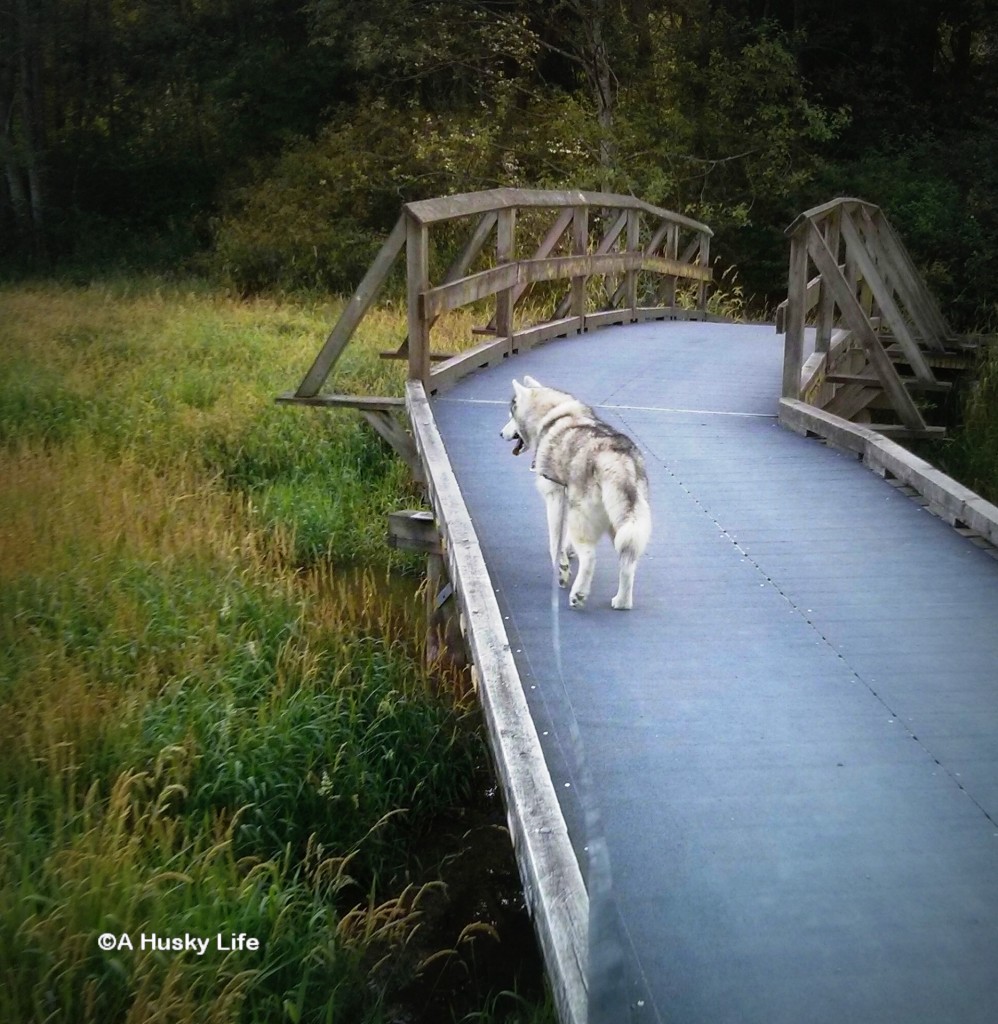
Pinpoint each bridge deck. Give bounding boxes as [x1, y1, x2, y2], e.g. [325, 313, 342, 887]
[430, 320, 998, 1023]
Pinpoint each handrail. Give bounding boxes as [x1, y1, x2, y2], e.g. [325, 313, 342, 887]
[404, 187, 714, 234]
[281, 188, 715, 406]
[778, 196, 958, 439]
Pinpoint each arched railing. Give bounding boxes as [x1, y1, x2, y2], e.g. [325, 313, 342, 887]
[281, 188, 714, 407]
[777, 196, 963, 439]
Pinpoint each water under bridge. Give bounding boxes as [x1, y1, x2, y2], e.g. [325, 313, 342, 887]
[280, 190, 998, 1024]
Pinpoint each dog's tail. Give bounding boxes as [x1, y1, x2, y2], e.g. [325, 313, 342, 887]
[605, 480, 651, 564]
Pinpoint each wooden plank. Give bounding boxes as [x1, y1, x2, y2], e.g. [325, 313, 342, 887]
[865, 210, 951, 349]
[625, 208, 640, 314]
[387, 509, 442, 554]
[659, 222, 679, 308]
[404, 186, 712, 236]
[571, 205, 588, 320]
[555, 210, 628, 319]
[780, 399, 997, 544]
[824, 382, 882, 421]
[837, 212, 937, 383]
[276, 391, 405, 410]
[511, 316, 583, 352]
[782, 230, 808, 399]
[881, 214, 954, 342]
[784, 196, 879, 238]
[697, 231, 711, 310]
[496, 207, 516, 339]
[816, 207, 841, 354]
[427, 335, 511, 393]
[513, 207, 574, 313]
[825, 373, 951, 392]
[406, 381, 588, 1024]
[359, 409, 423, 481]
[423, 253, 712, 320]
[804, 222, 927, 432]
[484, 208, 576, 333]
[407, 215, 431, 384]
[295, 214, 406, 397]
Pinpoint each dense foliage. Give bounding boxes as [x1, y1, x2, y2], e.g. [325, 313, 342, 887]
[3, 0, 997, 323]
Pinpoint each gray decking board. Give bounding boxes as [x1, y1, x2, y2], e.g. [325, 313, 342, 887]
[430, 320, 998, 1023]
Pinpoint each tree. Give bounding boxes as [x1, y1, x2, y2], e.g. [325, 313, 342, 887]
[1, 0, 49, 259]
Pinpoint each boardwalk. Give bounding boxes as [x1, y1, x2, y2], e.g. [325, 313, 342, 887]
[430, 319, 998, 1023]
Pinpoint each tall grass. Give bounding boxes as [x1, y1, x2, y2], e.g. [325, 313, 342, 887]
[925, 342, 998, 504]
[0, 281, 549, 1023]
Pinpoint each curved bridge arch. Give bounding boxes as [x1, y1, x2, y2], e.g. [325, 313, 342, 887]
[281, 188, 715, 404]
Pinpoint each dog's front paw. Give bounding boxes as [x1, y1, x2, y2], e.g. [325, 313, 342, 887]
[569, 590, 588, 609]
[610, 594, 633, 610]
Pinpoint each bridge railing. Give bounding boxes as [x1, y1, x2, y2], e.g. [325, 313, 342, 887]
[777, 196, 962, 440]
[280, 188, 714, 407]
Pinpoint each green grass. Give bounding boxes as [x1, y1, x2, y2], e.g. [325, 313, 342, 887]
[920, 342, 998, 505]
[0, 280, 551, 1024]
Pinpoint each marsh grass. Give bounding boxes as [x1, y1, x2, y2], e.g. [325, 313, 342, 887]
[0, 280, 546, 1023]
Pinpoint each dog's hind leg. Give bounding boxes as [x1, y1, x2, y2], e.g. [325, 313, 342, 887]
[569, 542, 596, 608]
[611, 549, 638, 610]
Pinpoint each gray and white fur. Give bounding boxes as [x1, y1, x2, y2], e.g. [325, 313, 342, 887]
[500, 376, 651, 610]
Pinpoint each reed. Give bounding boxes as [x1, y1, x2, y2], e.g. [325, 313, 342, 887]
[0, 280, 548, 1023]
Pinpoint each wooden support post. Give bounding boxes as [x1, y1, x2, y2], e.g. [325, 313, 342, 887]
[496, 207, 516, 343]
[838, 211, 937, 383]
[359, 410, 424, 485]
[805, 221, 927, 432]
[662, 223, 679, 308]
[816, 207, 840, 355]
[571, 205, 588, 322]
[697, 231, 711, 311]
[783, 230, 808, 399]
[407, 214, 431, 385]
[625, 208, 640, 317]
[386, 510, 465, 672]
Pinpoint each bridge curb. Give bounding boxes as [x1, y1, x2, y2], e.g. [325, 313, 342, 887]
[779, 398, 998, 548]
[406, 380, 589, 1024]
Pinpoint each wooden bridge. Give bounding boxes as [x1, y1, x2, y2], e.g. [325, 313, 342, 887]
[280, 191, 998, 1024]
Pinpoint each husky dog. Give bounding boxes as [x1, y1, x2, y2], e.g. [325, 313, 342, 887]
[500, 376, 651, 610]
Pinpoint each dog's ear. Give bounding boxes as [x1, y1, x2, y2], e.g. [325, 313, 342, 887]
[522, 374, 541, 388]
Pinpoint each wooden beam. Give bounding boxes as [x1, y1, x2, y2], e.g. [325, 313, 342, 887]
[782, 229, 808, 399]
[407, 214, 430, 384]
[406, 381, 588, 1024]
[404, 186, 712, 236]
[276, 391, 405, 410]
[804, 221, 927, 432]
[422, 253, 712, 321]
[295, 214, 406, 397]
[815, 206, 841, 354]
[837, 211, 937, 382]
[359, 409, 423, 482]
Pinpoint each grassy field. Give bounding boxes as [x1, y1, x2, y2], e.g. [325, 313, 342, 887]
[0, 281, 552, 1023]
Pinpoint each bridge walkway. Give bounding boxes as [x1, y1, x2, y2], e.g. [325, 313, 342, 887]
[430, 318, 998, 1023]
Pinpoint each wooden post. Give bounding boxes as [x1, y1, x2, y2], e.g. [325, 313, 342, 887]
[783, 229, 808, 399]
[625, 208, 640, 318]
[496, 207, 516, 344]
[571, 205, 588, 322]
[662, 223, 679, 308]
[407, 214, 430, 384]
[815, 208, 840, 355]
[697, 230, 711, 312]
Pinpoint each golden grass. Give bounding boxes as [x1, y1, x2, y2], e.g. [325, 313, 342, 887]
[0, 278, 496, 1022]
